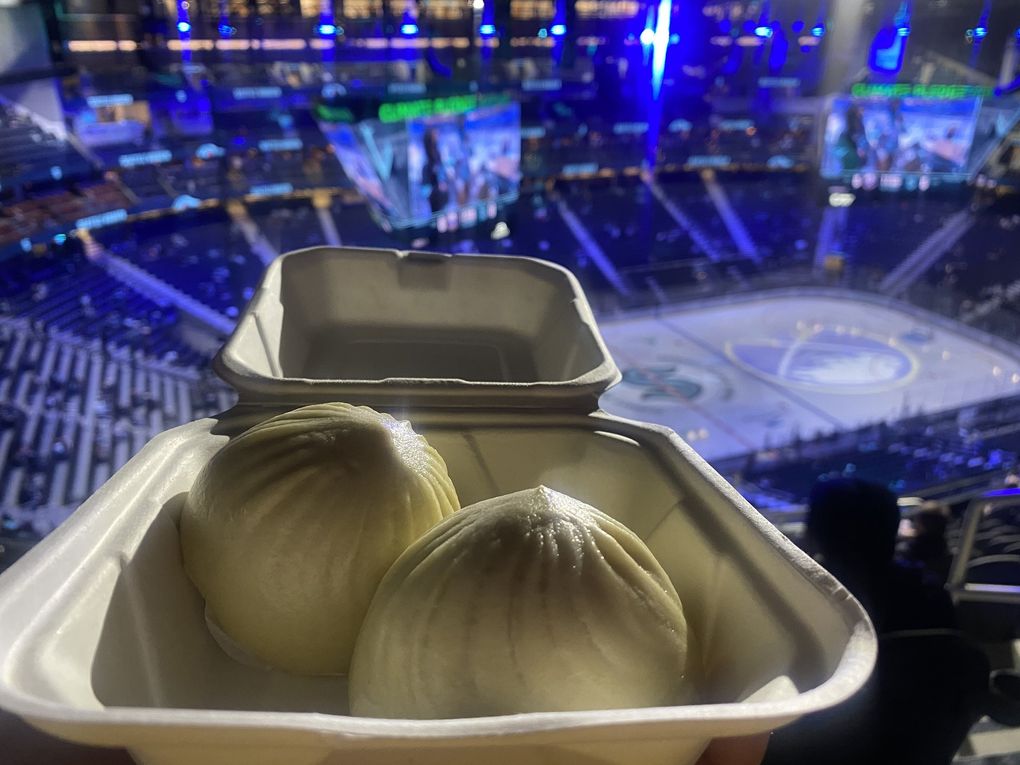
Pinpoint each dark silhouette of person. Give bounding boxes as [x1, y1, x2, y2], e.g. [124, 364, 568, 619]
[899, 501, 953, 585]
[764, 479, 987, 765]
[423, 128, 449, 214]
[805, 479, 955, 633]
[833, 104, 867, 172]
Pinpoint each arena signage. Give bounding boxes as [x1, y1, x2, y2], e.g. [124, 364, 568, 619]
[118, 150, 172, 168]
[612, 122, 649, 135]
[387, 82, 427, 95]
[758, 77, 800, 88]
[562, 162, 599, 176]
[258, 138, 303, 152]
[231, 86, 283, 100]
[314, 103, 356, 124]
[718, 118, 754, 131]
[86, 94, 134, 108]
[249, 182, 293, 196]
[377, 93, 508, 123]
[850, 83, 994, 99]
[521, 78, 563, 92]
[75, 209, 128, 231]
[687, 155, 731, 167]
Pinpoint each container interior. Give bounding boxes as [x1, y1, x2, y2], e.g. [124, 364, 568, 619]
[2, 416, 852, 720]
[223, 249, 608, 386]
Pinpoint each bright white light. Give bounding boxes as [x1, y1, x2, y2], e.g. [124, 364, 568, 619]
[651, 0, 671, 99]
[491, 222, 510, 240]
[640, 28, 655, 45]
[472, 0, 484, 9]
[828, 192, 855, 207]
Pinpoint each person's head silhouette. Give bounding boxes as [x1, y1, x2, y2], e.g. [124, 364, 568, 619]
[806, 478, 900, 584]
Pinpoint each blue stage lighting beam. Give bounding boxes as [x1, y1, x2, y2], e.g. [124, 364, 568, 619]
[651, 0, 671, 100]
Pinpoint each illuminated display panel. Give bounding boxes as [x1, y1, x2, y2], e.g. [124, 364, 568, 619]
[822, 96, 981, 184]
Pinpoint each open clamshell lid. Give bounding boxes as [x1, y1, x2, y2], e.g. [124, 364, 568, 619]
[213, 247, 621, 410]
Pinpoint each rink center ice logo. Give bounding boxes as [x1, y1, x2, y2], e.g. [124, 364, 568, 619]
[611, 361, 733, 410]
[725, 325, 919, 394]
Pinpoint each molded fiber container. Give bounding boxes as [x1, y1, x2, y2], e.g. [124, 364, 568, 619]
[0, 248, 876, 765]
[214, 247, 620, 409]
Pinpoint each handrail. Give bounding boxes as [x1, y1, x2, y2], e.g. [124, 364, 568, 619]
[948, 488, 1020, 605]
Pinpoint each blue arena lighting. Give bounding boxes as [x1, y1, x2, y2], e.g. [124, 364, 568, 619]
[754, 25, 773, 38]
[651, 0, 671, 100]
[811, 24, 825, 37]
[53, 234, 67, 245]
[218, 24, 235, 36]
[400, 22, 418, 35]
[974, 26, 988, 39]
[317, 23, 337, 36]
[537, 28, 548, 38]
[897, 26, 910, 37]
[640, 27, 655, 45]
[550, 23, 566, 36]
[177, 21, 191, 33]
[479, 23, 496, 35]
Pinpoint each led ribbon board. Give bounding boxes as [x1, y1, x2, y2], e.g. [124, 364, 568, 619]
[377, 93, 510, 124]
[851, 83, 995, 100]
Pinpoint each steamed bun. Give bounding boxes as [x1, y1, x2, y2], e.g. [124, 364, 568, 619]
[180, 402, 459, 675]
[349, 486, 688, 717]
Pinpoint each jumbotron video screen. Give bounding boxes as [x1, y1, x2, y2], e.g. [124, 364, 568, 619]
[822, 96, 980, 184]
[320, 100, 520, 232]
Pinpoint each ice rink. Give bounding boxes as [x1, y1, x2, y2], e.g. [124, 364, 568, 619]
[599, 291, 1020, 462]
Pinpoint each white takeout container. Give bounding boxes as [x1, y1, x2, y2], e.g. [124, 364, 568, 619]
[214, 247, 620, 409]
[0, 248, 876, 765]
